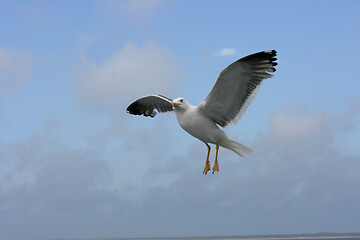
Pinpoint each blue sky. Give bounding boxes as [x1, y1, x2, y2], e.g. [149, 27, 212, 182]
[1, 1, 360, 240]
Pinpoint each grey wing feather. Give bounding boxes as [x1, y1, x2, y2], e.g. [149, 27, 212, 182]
[126, 94, 174, 117]
[198, 50, 277, 127]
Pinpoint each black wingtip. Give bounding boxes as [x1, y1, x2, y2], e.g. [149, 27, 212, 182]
[238, 50, 278, 75]
[126, 101, 142, 116]
[266, 50, 276, 54]
[240, 50, 278, 62]
[267, 50, 277, 55]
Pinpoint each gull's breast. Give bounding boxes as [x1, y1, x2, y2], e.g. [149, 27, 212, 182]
[176, 107, 228, 144]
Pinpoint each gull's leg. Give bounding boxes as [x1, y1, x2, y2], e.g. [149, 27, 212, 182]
[212, 144, 219, 174]
[203, 143, 211, 175]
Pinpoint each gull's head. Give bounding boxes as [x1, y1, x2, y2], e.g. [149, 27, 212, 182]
[172, 97, 188, 109]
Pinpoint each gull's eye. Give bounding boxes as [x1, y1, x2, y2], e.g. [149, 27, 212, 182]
[180, 99, 183, 103]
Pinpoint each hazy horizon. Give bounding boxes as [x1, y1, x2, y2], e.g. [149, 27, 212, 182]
[55, 233, 360, 240]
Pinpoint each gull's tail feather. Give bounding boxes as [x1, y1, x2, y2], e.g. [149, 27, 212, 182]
[220, 139, 252, 157]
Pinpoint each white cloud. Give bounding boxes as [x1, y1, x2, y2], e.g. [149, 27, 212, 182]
[0, 46, 32, 99]
[254, 103, 333, 158]
[270, 104, 328, 142]
[216, 48, 237, 56]
[74, 41, 185, 109]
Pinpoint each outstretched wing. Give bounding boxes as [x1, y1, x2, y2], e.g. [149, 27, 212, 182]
[126, 94, 174, 117]
[198, 50, 277, 127]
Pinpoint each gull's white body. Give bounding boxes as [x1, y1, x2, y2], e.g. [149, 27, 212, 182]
[175, 102, 225, 144]
[173, 98, 251, 157]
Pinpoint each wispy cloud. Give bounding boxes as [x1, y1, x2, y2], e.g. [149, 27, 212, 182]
[74, 41, 185, 110]
[216, 48, 237, 56]
[253, 103, 332, 158]
[0, 46, 32, 102]
[95, 0, 172, 24]
[338, 96, 360, 131]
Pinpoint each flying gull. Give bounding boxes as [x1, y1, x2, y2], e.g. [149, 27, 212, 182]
[127, 50, 277, 174]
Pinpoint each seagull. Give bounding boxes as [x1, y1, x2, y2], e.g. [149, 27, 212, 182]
[126, 50, 277, 174]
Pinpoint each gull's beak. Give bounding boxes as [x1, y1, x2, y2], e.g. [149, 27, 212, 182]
[172, 102, 180, 107]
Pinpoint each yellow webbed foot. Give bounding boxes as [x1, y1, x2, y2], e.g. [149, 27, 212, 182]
[212, 160, 219, 174]
[203, 160, 211, 175]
